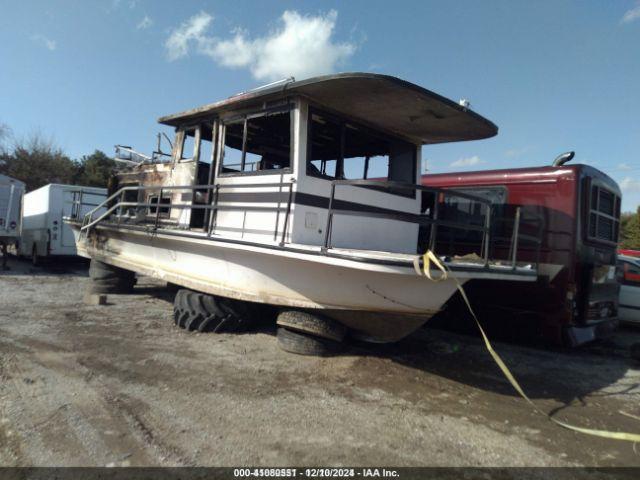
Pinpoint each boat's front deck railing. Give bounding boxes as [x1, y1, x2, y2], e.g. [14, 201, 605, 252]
[71, 179, 543, 274]
[322, 179, 543, 272]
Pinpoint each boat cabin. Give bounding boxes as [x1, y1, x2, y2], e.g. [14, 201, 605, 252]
[109, 73, 500, 259]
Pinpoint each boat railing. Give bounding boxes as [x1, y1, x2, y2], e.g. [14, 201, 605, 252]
[73, 179, 542, 271]
[322, 179, 543, 271]
[77, 181, 295, 246]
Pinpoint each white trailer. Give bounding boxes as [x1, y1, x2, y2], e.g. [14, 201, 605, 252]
[0, 174, 25, 244]
[19, 184, 106, 263]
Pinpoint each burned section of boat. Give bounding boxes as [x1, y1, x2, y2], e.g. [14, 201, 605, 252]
[69, 73, 540, 345]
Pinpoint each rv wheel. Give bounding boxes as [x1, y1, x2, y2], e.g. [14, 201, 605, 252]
[276, 327, 342, 356]
[173, 289, 254, 333]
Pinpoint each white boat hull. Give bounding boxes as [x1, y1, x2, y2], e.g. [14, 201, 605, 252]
[75, 225, 479, 341]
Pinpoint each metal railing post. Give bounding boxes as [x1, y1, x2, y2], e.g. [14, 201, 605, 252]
[483, 203, 492, 267]
[428, 194, 439, 251]
[510, 207, 521, 269]
[117, 190, 125, 227]
[322, 183, 337, 251]
[154, 188, 162, 229]
[77, 190, 84, 220]
[208, 184, 220, 236]
[280, 182, 294, 246]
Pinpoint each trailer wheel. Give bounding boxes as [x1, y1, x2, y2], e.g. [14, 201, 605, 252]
[173, 289, 254, 333]
[276, 327, 343, 356]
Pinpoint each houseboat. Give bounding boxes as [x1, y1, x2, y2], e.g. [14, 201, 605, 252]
[69, 73, 538, 354]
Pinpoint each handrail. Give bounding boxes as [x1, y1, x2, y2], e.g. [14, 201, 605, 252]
[322, 179, 542, 271]
[78, 181, 296, 245]
[74, 178, 543, 271]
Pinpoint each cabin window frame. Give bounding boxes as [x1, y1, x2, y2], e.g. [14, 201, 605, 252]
[217, 104, 294, 177]
[172, 125, 202, 164]
[305, 106, 418, 195]
[147, 194, 172, 218]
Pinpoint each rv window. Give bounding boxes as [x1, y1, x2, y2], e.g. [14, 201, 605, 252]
[220, 109, 291, 175]
[586, 184, 620, 244]
[307, 110, 416, 184]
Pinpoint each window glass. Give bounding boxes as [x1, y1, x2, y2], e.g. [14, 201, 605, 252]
[220, 110, 291, 174]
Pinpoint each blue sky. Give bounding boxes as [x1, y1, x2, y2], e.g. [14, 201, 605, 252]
[1, 0, 639, 210]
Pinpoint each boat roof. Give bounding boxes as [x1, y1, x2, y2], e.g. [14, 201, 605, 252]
[158, 73, 498, 145]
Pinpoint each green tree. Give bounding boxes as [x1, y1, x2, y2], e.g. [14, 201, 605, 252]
[75, 150, 116, 187]
[620, 207, 640, 249]
[0, 134, 79, 191]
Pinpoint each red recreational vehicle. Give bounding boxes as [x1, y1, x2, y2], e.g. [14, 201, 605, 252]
[422, 155, 621, 346]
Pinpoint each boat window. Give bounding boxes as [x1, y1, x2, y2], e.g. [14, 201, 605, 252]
[221, 120, 244, 172]
[198, 123, 214, 164]
[307, 113, 341, 178]
[148, 195, 171, 217]
[181, 128, 197, 161]
[307, 110, 416, 184]
[220, 109, 291, 175]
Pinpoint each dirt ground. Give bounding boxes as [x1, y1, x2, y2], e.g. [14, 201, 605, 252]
[1, 256, 640, 468]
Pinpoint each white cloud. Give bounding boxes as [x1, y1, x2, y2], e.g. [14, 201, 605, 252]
[165, 11, 214, 61]
[622, 2, 640, 23]
[165, 10, 357, 81]
[450, 155, 482, 168]
[617, 162, 632, 170]
[621, 177, 640, 193]
[137, 15, 153, 30]
[31, 34, 56, 51]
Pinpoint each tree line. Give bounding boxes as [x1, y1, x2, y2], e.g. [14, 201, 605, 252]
[0, 124, 115, 192]
[621, 209, 640, 250]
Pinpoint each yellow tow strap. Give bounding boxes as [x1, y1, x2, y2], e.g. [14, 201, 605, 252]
[416, 250, 640, 444]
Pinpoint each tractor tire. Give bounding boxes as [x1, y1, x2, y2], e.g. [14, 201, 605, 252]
[277, 310, 347, 342]
[276, 327, 343, 356]
[173, 289, 254, 333]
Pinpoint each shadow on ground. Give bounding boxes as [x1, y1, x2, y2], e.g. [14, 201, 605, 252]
[0, 254, 89, 277]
